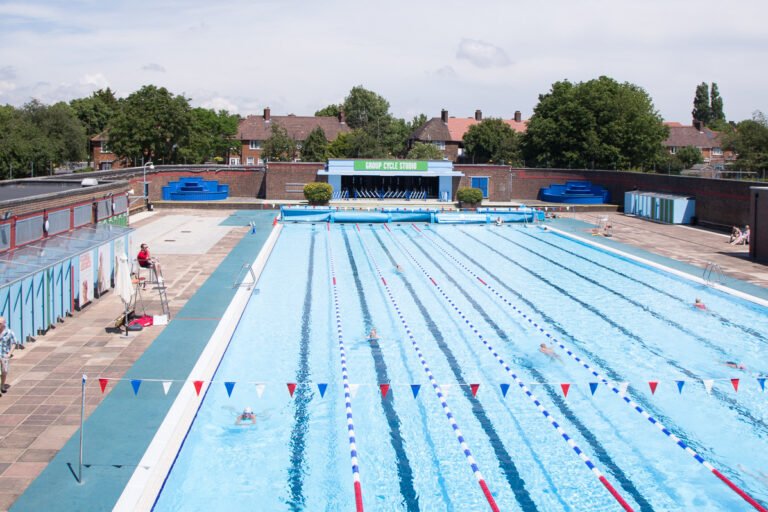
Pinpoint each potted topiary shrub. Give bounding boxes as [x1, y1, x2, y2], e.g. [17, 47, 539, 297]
[456, 187, 483, 210]
[303, 182, 333, 205]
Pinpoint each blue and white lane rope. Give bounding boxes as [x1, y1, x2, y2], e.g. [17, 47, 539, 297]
[395, 224, 634, 511]
[327, 223, 365, 512]
[418, 225, 768, 512]
[357, 224, 501, 512]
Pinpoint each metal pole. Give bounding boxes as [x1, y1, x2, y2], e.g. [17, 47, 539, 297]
[78, 374, 86, 483]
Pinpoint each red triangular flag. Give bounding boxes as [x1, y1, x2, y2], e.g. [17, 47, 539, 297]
[98, 378, 108, 393]
[380, 383, 390, 398]
[731, 378, 740, 392]
[560, 383, 570, 397]
[287, 382, 297, 397]
[649, 381, 658, 394]
[193, 380, 203, 396]
[470, 383, 480, 397]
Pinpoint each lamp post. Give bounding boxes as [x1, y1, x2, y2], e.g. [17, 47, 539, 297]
[143, 161, 154, 210]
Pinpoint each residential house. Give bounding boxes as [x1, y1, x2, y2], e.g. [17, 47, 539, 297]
[663, 121, 735, 168]
[409, 109, 528, 162]
[90, 132, 128, 170]
[236, 108, 351, 165]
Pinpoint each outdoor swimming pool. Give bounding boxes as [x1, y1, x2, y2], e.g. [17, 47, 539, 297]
[152, 223, 768, 511]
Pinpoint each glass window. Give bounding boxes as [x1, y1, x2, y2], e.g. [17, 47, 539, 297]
[249, 140, 261, 150]
[669, 146, 677, 154]
[712, 147, 723, 156]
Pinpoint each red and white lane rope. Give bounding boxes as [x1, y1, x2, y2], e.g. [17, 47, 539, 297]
[327, 223, 365, 512]
[418, 225, 767, 512]
[356, 224, 500, 512]
[390, 224, 633, 511]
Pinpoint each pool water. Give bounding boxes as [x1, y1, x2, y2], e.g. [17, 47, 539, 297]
[154, 223, 768, 511]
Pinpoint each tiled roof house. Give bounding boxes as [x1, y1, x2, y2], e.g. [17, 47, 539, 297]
[663, 120, 735, 167]
[410, 109, 527, 162]
[236, 108, 351, 164]
[90, 131, 128, 170]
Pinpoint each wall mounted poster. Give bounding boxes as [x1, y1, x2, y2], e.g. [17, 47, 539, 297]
[79, 251, 92, 308]
[97, 243, 110, 295]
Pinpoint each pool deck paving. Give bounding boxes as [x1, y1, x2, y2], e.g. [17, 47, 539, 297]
[1, 206, 766, 511]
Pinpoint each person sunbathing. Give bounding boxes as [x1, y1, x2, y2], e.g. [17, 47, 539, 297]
[730, 225, 750, 245]
[728, 226, 742, 243]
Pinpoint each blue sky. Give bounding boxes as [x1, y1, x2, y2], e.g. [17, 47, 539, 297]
[1, 0, 767, 123]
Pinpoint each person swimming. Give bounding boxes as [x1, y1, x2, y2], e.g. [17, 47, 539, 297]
[236, 406, 256, 425]
[395, 264, 404, 273]
[539, 343, 560, 359]
[694, 298, 707, 310]
[368, 328, 379, 340]
[495, 217, 503, 226]
[724, 361, 746, 370]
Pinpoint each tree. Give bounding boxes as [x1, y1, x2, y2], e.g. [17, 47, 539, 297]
[675, 146, 704, 169]
[343, 86, 391, 131]
[463, 118, 521, 164]
[261, 123, 297, 161]
[23, 100, 87, 165]
[300, 127, 328, 162]
[70, 88, 119, 137]
[710, 83, 725, 123]
[108, 85, 191, 164]
[723, 112, 768, 172]
[522, 76, 668, 170]
[327, 129, 387, 158]
[315, 104, 341, 117]
[178, 108, 239, 164]
[407, 142, 445, 160]
[692, 82, 711, 125]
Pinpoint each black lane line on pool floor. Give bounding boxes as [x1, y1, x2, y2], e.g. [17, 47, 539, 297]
[520, 228, 768, 347]
[371, 229, 539, 512]
[287, 229, 316, 511]
[429, 230, 710, 458]
[404, 229, 654, 512]
[480, 228, 768, 437]
[341, 229, 420, 512]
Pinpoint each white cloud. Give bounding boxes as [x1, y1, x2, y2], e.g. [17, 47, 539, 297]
[0, 81, 17, 96]
[80, 73, 110, 89]
[142, 63, 166, 73]
[456, 39, 511, 69]
[200, 96, 239, 113]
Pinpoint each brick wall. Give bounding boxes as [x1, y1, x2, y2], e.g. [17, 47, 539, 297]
[141, 169, 265, 201]
[265, 162, 325, 200]
[456, 165, 513, 202]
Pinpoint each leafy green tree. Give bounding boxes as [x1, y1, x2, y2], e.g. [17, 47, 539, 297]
[675, 146, 704, 169]
[407, 142, 445, 160]
[326, 129, 387, 158]
[343, 86, 391, 131]
[108, 85, 191, 164]
[692, 82, 711, 125]
[70, 88, 119, 137]
[303, 182, 333, 204]
[315, 104, 341, 117]
[723, 112, 768, 171]
[23, 100, 87, 164]
[463, 118, 521, 164]
[456, 187, 483, 205]
[300, 127, 328, 162]
[178, 108, 239, 164]
[710, 83, 725, 123]
[261, 123, 297, 162]
[522, 76, 667, 170]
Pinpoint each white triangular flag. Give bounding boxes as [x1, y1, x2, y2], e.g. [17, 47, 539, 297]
[441, 384, 452, 398]
[618, 382, 629, 395]
[255, 383, 266, 398]
[162, 381, 172, 395]
[349, 384, 360, 399]
[703, 379, 714, 394]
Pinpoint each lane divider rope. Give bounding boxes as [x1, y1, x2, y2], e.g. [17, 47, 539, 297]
[355, 223, 500, 512]
[398, 224, 634, 511]
[419, 225, 767, 512]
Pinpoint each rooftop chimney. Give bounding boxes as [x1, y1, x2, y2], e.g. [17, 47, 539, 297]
[514, 110, 522, 123]
[475, 109, 482, 121]
[264, 107, 271, 121]
[338, 109, 346, 124]
[441, 109, 448, 123]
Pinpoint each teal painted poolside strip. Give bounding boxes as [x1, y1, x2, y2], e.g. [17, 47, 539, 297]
[11, 211, 275, 512]
[552, 217, 768, 302]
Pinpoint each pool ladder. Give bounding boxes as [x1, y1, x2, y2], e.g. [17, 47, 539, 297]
[232, 263, 257, 290]
[703, 261, 725, 285]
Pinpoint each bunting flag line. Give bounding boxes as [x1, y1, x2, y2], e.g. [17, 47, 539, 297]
[162, 381, 172, 395]
[500, 383, 510, 397]
[618, 382, 629, 395]
[441, 384, 451, 398]
[349, 384, 360, 399]
[131, 379, 141, 396]
[470, 383, 480, 397]
[193, 381, 204, 396]
[759, 378, 766, 392]
[411, 384, 421, 398]
[560, 383, 570, 397]
[589, 382, 598, 396]
[99, 378, 108, 393]
[224, 381, 235, 397]
[287, 382, 297, 398]
[676, 381, 685, 394]
[649, 381, 659, 395]
[255, 383, 266, 398]
[380, 383, 390, 398]
[318, 383, 328, 398]
[731, 379, 740, 392]
[703, 379, 714, 394]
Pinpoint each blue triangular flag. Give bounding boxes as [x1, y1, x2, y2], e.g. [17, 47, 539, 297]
[589, 382, 598, 395]
[318, 383, 328, 398]
[224, 381, 235, 397]
[411, 384, 420, 398]
[131, 379, 141, 395]
[500, 383, 510, 397]
[676, 381, 685, 394]
[759, 378, 765, 392]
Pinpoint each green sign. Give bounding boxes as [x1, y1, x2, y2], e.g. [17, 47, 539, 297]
[99, 212, 129, 227]
[353, 160, 428, 171]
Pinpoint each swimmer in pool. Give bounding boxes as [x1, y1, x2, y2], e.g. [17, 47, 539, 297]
[694, 298, 707, 310]
[368, 329, 379, 340]
[724, 361, 746, 370]
[539, 343, 560, 359]
[235, 407, 256, 425]
[395, 264, 404, 273]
